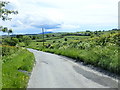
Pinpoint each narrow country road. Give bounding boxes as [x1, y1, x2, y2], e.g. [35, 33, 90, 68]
[27, 49, 118, 88]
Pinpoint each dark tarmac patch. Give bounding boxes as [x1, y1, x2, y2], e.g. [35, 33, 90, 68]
[73, 65, 118, 88]
[41, 61, 48, 64]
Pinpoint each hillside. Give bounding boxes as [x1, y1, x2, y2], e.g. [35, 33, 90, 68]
[27, 30, 119, 74]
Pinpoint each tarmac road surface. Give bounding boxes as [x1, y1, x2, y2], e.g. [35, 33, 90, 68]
[27, 49, 118, 88]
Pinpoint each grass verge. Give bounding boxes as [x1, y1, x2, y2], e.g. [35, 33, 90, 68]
[30, 45, 119, 75]
[2, 46, 35, 88]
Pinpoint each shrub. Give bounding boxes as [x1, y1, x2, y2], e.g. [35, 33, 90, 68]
[2, 46, 18, 56]
[3, 38, 19, 46]
[22, 36, 31, 46]
[64, 38, 67, 41]
[36, 39, 46, 42]
[53, 40, 56, 43]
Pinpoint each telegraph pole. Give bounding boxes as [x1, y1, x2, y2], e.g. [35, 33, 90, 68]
[42, 28, 44, 47]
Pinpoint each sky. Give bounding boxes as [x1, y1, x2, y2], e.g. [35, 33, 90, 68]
[0, 0, 119, 34]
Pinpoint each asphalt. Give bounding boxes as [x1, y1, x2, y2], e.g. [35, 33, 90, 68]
[27, 48, 118, 88]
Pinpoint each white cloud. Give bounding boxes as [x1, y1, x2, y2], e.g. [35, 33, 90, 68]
[61, 24, 80, 29]
[1, 0, 119, 34]
[17, 20, 23, 25]
[46, 29, 54, 32]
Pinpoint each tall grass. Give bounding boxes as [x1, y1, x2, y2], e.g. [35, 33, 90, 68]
[0, 46, 2, 89]
[2, 46, 35, 88]
[43, 45, 119, 74]
[28, 30, 119, 74]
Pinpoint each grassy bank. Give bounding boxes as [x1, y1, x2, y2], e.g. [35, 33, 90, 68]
[0, 46, 2, 89]
[2, 46, 35, 88]
[27, 30, 119, 75]
[43, 45, 119, 74]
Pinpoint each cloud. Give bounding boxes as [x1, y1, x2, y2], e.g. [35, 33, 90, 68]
[1, 0, 119, 34]
[32, 24, 61, 29]
[46, 29, 55, 31]
[9, 14, 62, 32]
[61, 24, 80, 29]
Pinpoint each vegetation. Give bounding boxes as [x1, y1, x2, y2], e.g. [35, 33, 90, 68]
[2, 38, 19, 46]
[2, 46, 35, 88]
[26, 29, 119, 75]
[0, 2, 34, 87]
[0, 1, 119, 89]
[0, 45, 1, 89]
[0, 1, 18, 34]
[1, 28, 119, 88]
[0, 1, 17, 88]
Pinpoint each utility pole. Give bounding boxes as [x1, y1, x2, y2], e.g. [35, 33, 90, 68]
[42, 28, 44, 47]
[118, 2, 120, 29]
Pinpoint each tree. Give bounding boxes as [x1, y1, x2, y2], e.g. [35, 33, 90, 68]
[86, 30, 90, 32]
[8, 29, 13, 35]
[1, 27, 13, 35]
[32, 36, 36, 40]
[16, 35, 24, 38]
[46, 35, 49, 38]
[1, 27, 8, 33]
[22, 36, 31, 46]
[64, 38, 67, 41]
[0, 1, 18, 21]
[3, 37, 19, 46]
[0, 1, 18, 33]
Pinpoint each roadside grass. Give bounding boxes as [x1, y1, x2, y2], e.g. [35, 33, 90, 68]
[2, 46, 35, 88]
[0, 65, 1, 90]
[28, 30, 119, 75]
[43, 45, 119, 74]
[0, 47, 2, 90]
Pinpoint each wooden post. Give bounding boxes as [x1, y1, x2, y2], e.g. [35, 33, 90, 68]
[42, 28, 44, 47]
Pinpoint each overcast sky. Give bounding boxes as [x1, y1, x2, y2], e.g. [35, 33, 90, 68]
[1, 0, 119, 34]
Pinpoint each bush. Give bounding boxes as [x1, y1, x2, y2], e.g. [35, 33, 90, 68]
[22, 36, 31, 46]
[64, 38, 67, 41]
[53, 40, 56, 43]
[18, 42, 25, 47]
[2, 46, 18, 56]
[36, 39, 46, 42]
[3, 38, 19, 46]
[32, 36, 37, 40]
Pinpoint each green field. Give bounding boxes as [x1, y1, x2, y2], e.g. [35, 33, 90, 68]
[2, 46, 35, 88]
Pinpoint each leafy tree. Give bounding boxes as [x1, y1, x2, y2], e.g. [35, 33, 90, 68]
[8, 29, 13, 35]
[1, 27, 7, 32]
[86, 30, 90, 32]
[64, 38, 67, 41]
[32, 36, 37, 40]
[46, 35, 49, 38]
[53, 40, 55, 43]
[1, 27, 13, 35]
[0, 1, 18, 33]
[52, 35, 55, 37]
[16, 35, 24, 38]
[0, 1, 18, 21]
[22, 36, 31, 46]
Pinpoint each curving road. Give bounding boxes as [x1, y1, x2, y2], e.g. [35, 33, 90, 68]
[27, 49, 118, 88]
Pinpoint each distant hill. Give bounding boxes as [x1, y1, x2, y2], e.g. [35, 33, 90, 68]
[39, 31, 53, 34]
[1, 32, 53, 37]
